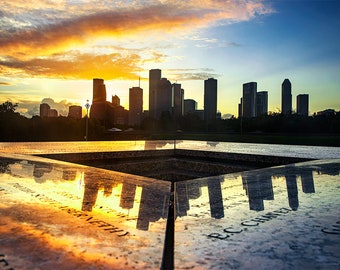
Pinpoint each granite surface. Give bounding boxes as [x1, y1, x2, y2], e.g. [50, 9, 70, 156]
[0, 142, 339, 269]
[0, 154, 170, 269]
[174, 160, 340, 269]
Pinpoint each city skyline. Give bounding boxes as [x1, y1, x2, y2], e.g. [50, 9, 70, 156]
[0, 1, 339, 117]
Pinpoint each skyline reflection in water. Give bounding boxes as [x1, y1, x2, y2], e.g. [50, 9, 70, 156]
[1, 153, 339, 269]
[1, 156, 339, 232]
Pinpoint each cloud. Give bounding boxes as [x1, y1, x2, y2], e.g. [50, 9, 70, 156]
[0, 81, 11, 85]
[0, 51, 144, 80]
[41, 97, 73, 116]
[4, 97, 77, 118]
[165, 68, 220, 81]
[0, 1, 274, 58]
[0, 0, 273, 82]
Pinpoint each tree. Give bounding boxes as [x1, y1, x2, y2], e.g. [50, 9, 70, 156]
[0, 101, 18, 113]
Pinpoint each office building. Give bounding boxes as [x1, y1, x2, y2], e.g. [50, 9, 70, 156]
[173, 83, 184, 118]
[155, 78, 172, 119]
[256, 91, 268, 116]
[296, 94, 309, 116]
[68, 105, 82, 119]
[184, 99, 197, 114]
[238, 98, 242, 118]
[149, 69, 161, 119]
[242, 82, 257, 118]
[281, 79, 292, 115]
[129, 86, 143, 126]
[204, 78, 217, 123]
[48, 109, 58, 117]
[90, 78, 127, 127]
[112, 95, 120, 107]
[40, 103, 50, 118]
[93, 78, 106, 103]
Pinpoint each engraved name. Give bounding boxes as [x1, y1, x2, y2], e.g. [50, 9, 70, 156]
[207, 207, 292, 240]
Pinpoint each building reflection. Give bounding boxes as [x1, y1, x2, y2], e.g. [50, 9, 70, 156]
[300, 169, 315, 193]
[207, 177, 224, 219]
[137, 186, 169, 231]
[79, 170, 170, 231]
[285, 173, 299, 211]
[176, 182, 190, 217]
[81, 172, 100, 211]
[1, 156, 339, 231]
[32, 162, 53, 182]
[120, 183, 136, 209]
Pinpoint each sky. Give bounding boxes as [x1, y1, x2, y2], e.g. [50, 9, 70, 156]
[0, 0, 339, 118]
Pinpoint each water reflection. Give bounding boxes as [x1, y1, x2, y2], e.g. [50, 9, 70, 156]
[175, 161, 340, 219]
[207, 177, 224, 219]
[0, 158, 170, 232]
[1, 157, 339, 231]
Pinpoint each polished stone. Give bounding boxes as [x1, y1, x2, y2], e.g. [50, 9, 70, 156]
[0, 141, 339, 269]
[0, 154, 171, 269]
[174, 159, 340, 269]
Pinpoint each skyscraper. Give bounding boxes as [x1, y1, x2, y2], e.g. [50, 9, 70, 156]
[129, 86, 143, 126]
[68, 105, 82, 119]
[93, 78, 106, 103]
[242, 82, 257, 118]
[91, 78, 107, 122]
[173, 83, 184, 118]
[149, 69, 161, 119]
[281, 79, 292, 115]
[256, 91, 268, 116]
[112, 95, 120, 107]
[238, 98, 243, 118]
[155, 78, 172, 118]
[204, 78, 217, 123]
[296, 94, 309, 116]
[40, 103, 50, 118]
[184, 99, 197, 114]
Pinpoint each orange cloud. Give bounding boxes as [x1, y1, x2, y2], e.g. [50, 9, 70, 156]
[0, 81, 11, 85]
[0, 52, 144, 80]
[0, 1, 273, 58]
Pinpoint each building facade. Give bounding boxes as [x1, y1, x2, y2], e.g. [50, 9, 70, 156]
[112, 95, 120, 107]
[40, 103, 50, 118]
[184, 99, 197, 114]
[93, 78, 106, 103]
[256, 91, 268, 116]
[296, 94, 309, 116]
[173, 83, 184, 118]
[68, 105, 82, 119]
[242, 82, 257, 118]
[155, 78, 173, 119]
[149, 69, 161, 119]
[281, 79, 292, 115]
[129, 86, 143, 126]
[204, 78, 217, 123]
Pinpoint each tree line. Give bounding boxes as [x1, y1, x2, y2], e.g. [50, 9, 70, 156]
[0, 101, 339, 142]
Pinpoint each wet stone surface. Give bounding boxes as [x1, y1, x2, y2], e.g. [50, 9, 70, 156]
[0, 141, 339, 269]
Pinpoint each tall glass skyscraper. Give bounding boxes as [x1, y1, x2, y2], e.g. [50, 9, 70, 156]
[129, 87, 143, 126]
[173, 83, 184, 118]
[256, 91, 268, 116]
[149, 69, 161, 119]
[92, 78, 106, 103]
[296, 94, 309, 116]
[242, 82, 257, 118]
[281, 79, 292, 115]
[204, 78, 217, 123]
